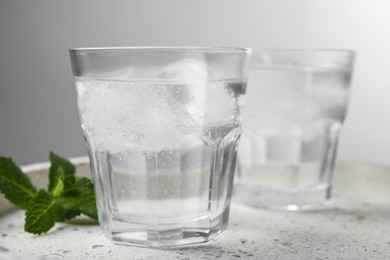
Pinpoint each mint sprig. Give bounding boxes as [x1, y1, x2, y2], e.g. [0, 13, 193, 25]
[0, 152, 98, 235]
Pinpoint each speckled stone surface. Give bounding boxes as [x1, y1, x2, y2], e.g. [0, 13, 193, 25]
[1, 160, 390, 259]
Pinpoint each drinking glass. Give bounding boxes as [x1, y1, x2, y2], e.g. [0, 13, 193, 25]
[69, 47, 251, 248]
[234, 49, 355, 211]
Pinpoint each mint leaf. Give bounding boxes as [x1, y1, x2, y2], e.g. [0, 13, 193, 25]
[74, 177, 98, 220]
[0, 156, 37, 209]
[48, 152, 75, 196]
[25, 189, 59, 235]
[50, 167, 65, 198]
[57, 208, 81, 221]
[58, 177, 98, 221]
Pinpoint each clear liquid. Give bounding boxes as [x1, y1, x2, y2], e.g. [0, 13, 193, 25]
[235, 66, 351, 210]
[76, 78, 246, 247]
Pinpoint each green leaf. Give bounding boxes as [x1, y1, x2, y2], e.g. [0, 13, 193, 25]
[0, 156, 37, 209]
[74, 177, 98, 220]
[58, 177, 98, 221]
[48, 152, 75, 196]
[50, 167, 65, 198]
[25, 189, 59, 235]
[57, 208, 81, 221]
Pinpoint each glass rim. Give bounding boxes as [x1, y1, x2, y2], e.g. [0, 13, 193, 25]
[69, 46, 251, 54]
[251, 48, 355, 56]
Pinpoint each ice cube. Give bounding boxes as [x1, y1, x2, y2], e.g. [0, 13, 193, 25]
[160, 58, 210, 80]
[76, 80, 128, 152]
[160, 58, 211, 126]
[135, 82, 202, 151]
[305, 67, 350, 120]
[203, 80, 237, 126]
[301, 122, 326, 162]
[94, 67, 137, 80]
[243, 118, 302, 164]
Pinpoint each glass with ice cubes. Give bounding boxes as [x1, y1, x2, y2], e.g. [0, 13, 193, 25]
[69, 47, 251, 248]
[234, 49, 355, 211]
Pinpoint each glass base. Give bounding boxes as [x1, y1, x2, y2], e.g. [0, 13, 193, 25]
[233, 182, 332, 211]
[100, 206, 230, 249]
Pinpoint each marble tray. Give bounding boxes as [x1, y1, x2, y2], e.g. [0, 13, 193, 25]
[1, 159, 390, 259]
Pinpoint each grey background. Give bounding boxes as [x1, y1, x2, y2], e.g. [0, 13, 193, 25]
[0, 0, 389, 166]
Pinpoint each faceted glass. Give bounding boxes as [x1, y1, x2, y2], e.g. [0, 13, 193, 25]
[69, 47, 251, 248]
[235, 49, 355, 211]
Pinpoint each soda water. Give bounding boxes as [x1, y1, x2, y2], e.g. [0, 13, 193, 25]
[76, 78, 246, 246]
[236, 65, 352, 210]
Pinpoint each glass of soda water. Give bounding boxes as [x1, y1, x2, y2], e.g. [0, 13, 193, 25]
[69, 47, 251, 248]
[234, 49, 355, 211]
